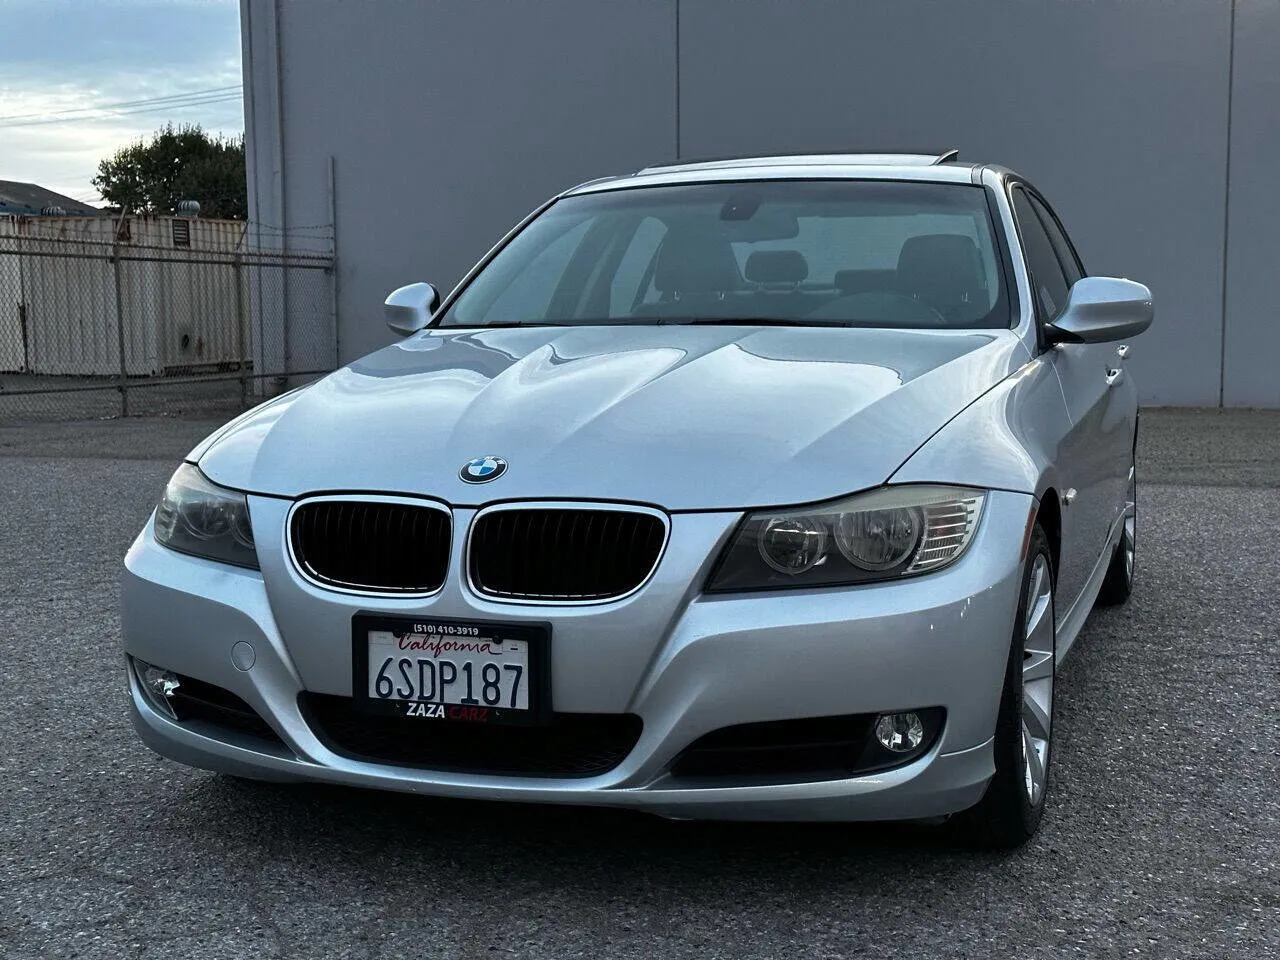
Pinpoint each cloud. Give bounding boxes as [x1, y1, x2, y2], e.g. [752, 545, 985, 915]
[0, 0, 241, 203]
[2, 0, 238, 71]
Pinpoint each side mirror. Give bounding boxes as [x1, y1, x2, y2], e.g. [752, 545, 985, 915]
[1045, 277, 1152, 345]
[384, 282, 440, 336]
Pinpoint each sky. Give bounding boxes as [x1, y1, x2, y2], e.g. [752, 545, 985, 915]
[0, 0, 242, 205]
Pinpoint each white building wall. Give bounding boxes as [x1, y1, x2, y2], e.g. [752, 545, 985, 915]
[241, 0, 677, 364]
[241, 0, 1280, 407]
[1222, 0, 1280, 408]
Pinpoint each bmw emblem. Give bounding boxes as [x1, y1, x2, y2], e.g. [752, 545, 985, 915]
[460, 456, 507, 483]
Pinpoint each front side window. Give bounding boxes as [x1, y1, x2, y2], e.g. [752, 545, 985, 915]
[441, 180, 1011, 330]
[1011, 187, 1070, 321]
[1027, 192, 1085, 286]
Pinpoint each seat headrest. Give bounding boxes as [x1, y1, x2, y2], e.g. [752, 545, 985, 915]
[653, 231, 742, 295]
[745, 249, 809, 285]
[896, 234, 986, 312]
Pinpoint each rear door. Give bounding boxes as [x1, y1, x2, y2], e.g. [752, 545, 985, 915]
[1010, 185, 1120, 614]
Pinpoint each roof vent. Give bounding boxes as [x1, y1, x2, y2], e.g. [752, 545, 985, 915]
[175, 199, 201, 218]
[40, 205, 66, 216]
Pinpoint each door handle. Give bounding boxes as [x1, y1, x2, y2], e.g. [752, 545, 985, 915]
[1116, 344, 1130, 360]
[1105, 368, 1124, 387]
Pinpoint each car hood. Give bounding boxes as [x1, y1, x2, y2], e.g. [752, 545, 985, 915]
[195, 325, 1029, 510]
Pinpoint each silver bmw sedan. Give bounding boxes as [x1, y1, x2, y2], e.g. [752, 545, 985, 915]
[122, 152, 1151, 848]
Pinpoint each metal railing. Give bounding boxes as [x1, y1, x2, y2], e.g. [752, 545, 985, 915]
[0, 216, 337, 423]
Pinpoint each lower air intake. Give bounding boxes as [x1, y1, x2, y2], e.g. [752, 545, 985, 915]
[301, 694, 642, 777]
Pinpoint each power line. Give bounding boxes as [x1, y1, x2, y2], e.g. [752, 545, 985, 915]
[0, 85, 242, 123]
[0, 93, 243, 129]
[0, 92, 243, 128]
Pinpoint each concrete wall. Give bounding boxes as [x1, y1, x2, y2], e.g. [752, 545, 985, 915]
[241, 0, 676, 365]
[1223, 0, 1280, 408]
[242, 0, 1279, 406]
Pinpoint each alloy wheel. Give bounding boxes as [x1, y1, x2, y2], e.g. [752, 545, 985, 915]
[1021, 553, 1054, 806]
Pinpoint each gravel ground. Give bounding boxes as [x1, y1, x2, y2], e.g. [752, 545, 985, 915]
[0, 409, 1276, 959]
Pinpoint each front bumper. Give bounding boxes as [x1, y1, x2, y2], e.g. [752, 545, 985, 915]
[121, 490, 1033, 821]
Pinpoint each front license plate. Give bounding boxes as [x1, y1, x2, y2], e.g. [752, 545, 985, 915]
[353, 615, 550, 725]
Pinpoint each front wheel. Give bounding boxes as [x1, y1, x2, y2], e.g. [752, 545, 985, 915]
[956, 524, 1056, 849]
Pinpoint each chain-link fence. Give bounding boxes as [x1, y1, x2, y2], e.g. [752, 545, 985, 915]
[0, 214, 336, 423]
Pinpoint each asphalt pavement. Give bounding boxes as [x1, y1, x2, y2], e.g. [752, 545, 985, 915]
[0, 408, 1276, 959]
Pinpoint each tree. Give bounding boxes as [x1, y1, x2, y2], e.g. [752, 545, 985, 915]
[92, 124, 247, 219]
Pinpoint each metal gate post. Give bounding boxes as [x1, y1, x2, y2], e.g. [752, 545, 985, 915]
[328, 154, 341, 370]
[234, 252, 248, 407]
[111, 242, 129, 418]
[15, 234, 31, 370]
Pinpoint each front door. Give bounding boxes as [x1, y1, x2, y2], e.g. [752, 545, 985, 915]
[1010, 186, 1127, 616]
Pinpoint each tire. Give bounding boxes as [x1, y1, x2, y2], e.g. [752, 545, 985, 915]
[956, 525, 1056, 849]
[1096, 453, 1137, 606]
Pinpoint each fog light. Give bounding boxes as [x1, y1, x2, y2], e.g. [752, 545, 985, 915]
[874, 712, 925, 753]
[134, 659, 181, 719]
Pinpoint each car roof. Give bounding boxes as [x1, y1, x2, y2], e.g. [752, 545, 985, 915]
[565, 151, 992, 195]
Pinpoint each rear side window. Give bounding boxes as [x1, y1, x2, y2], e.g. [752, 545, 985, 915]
[1012, 188, 1069, 321]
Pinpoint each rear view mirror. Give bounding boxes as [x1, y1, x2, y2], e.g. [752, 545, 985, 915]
[384, 282, 440, 336]
[1046, 277, 1152, 345]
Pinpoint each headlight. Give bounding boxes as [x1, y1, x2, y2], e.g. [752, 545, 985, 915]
[707, 485, 985, 592]
[153, 463, 258, 569]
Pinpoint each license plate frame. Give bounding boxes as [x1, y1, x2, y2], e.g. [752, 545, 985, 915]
[352, 614, 551, 726]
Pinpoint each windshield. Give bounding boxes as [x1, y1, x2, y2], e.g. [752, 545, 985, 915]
[440, 180, 1010, 330]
